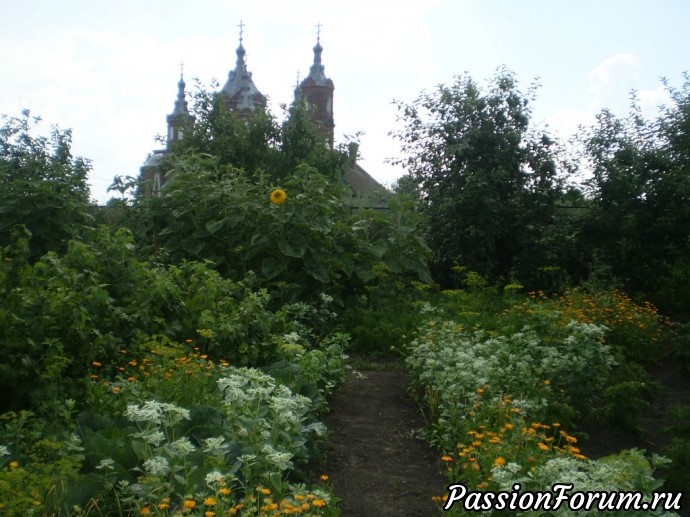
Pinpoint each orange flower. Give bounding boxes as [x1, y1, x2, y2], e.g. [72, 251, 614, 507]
[493, 457, 506, 467]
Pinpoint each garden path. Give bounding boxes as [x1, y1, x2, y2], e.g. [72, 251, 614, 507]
[310, 360, 447, 516]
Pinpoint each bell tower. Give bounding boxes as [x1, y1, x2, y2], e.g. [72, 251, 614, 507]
[166, 64, 191, 150]
[295, 23, 335, 148]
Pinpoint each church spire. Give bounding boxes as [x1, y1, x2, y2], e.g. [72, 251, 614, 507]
[166, 63, 191, 149]
[220, 21, 267, 113]
[171, 63, 189, 117]
[295, 23, 335, 148]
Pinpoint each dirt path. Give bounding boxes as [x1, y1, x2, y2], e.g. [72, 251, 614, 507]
[313, 364, 447, 516]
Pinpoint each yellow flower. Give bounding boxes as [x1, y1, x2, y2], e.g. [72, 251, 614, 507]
[493, 457, 506, 467]
[182, 499, 196, 509]
[320, 474, 329, 481]
[204, 496, 217, 506]
[219, 487, 232, 496]
[9, 461, 19, 469]
[140, 507, 151, 516]
[258, 487, 271, 495]
[270, 188, 287, 205]
[441, 455, 453, 462]
[312, 499, 327, 508]
[205, 512, 216, 517]
[537, 442, 549, 451]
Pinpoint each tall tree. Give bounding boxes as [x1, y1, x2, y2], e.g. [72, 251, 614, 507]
[0, 110, 92, 260]
[578, 76, 690, 311]
[390, 68, 568, 286]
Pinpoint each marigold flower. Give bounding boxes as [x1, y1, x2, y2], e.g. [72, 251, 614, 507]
[219, 487, 232, 496]
[258, 487, 271, 495]
[441, 455, 453, 462]
[204, 496, 217, 506]
[320, 474, 329, 481]
[493, 457, 506, 467]
[140, 507, 151, 516]
[182, 499, 196, 509]
[537, 442, 549, 451]
[270, 188, 287, 205]
[9, 461, 19, 469]
[312, 499, 327, 508]
[92, 361, 102, 367]
[205, 512, 215, 517]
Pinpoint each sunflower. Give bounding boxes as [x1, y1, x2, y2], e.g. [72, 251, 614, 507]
[270, 188, 287, 205]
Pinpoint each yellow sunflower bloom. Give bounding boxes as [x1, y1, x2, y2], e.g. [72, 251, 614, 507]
[270, 188, 287, 205]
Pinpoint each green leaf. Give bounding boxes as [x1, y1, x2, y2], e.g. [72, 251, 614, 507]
[355, 268, 377, 283]
[370, 239, 389, 258]
[262, 257, 287, 280]
[278, 235, 307, 258]
[205, 218, 227, 235]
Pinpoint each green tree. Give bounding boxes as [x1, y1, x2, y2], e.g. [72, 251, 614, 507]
[0, 110, 93, 261]
[390, 68, 569, 287]
[577, 76, 690, 311]
[128, 85, 430, 303]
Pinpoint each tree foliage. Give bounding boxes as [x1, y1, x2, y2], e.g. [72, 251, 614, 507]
[127, 85, 431, 303]
[0, 110, 93, 261]
[577, 75, 690, 311]
[391, 68, 569, 286]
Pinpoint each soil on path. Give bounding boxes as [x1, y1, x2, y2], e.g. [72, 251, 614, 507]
[312, 362, 447, 516]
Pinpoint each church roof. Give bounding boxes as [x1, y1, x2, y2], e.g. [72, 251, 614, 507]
[220, 38, 266, 111]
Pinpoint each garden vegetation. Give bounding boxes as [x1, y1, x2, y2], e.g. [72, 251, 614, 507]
[1, 69, 689, 515]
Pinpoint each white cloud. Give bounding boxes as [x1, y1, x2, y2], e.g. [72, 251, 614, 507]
[587, 53, 641, 113]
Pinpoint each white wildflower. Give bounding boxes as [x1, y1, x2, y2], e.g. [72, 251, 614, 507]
[143, 456, 170, 476]
[202, 436, 227, 454]
[282, 331, 301, 343]
[95, 458, 115, 470]
[262, 444, 293, 471]
[205, 470, 226, 485]
[133, 429, 166, 447]
[170, 437, 196, 456]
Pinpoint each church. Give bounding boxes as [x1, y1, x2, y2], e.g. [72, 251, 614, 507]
[139, 26, 388, 208]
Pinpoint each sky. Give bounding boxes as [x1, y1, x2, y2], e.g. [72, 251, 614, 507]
[1, 0, 688, 204]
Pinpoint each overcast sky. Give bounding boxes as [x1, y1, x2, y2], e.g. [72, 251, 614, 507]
[1, 0, 688, 204]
